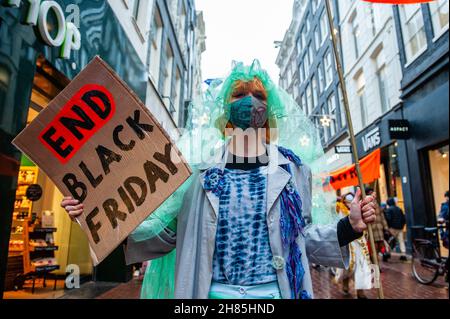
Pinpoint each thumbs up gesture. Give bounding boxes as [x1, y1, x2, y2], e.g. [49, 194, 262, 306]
[349, 188, 377, 233]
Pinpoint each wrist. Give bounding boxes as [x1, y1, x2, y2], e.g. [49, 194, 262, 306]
[348, 215, 364, 233]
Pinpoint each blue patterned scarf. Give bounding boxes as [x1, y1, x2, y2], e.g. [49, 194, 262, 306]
[278, 147, 311, 299]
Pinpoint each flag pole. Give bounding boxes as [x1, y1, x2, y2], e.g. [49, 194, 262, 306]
[324, 0, 384, 299]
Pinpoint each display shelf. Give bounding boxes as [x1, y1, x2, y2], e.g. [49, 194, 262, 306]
[29, 227, 57, 233]
[31, 264, 60, 273]
[29, 245, 58, 252]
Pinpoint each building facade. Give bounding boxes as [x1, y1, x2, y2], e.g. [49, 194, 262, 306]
[391, 1, 448, 236]
[276, 0, 352, 174]
[277, 0, 449, 252]
[0, 0, 204, 296]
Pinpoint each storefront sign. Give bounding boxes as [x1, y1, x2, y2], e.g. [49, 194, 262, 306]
[389, 120, 410, 140]
[12, 57, 192, 265]
[4, 0, 81, 59]
[335, 145, 352, 154]
[361, 127, 381, 153]
[26, 184, 43, 201]
[328, 148, 381, 191]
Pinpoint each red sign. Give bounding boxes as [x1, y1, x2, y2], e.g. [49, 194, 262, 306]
[39, 84, 115, 164]
[363, 0, 433, 3]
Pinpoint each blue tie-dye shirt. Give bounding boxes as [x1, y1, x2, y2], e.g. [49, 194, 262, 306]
[212, 166, 277, 285]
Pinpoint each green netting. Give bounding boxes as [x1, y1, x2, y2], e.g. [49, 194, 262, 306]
[135, 59, 338, 299]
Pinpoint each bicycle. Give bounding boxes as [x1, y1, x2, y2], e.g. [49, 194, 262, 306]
[411, 223, 448, 285]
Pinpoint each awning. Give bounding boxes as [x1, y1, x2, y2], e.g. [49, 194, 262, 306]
[328, 148, 381, 191]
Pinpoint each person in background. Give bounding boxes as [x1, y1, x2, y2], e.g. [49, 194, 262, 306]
[365, 188, 390, 263]
[334, 193, 369, 299]
[385, 198, 407, 261]
[438, 191, 449, 250]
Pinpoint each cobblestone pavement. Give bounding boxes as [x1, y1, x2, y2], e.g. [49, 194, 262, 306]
[312, 255, 448, 299]
[91, 255, 448, 300]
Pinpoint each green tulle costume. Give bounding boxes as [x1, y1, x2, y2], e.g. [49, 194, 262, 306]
[131, 60, 338, 299]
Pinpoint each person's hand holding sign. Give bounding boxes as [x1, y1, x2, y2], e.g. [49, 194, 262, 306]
[61, 196, 84, 221]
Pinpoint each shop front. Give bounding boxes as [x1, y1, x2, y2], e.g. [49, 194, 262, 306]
[0, 1, 147, 297]
[355, 106, 411, 250]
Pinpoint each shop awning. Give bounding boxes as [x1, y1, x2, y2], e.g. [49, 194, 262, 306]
[328, 148, 381, 191]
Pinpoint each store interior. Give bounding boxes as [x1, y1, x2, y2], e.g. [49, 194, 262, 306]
[4, 56, 92, 299]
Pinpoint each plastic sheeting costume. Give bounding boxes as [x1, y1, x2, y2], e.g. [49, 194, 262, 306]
[125, 60, 352, 299]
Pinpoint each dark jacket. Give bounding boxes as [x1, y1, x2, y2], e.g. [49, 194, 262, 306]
[385, 206, 406, 230]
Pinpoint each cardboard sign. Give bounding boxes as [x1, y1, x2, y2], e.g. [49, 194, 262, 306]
[13, 56, 192, 265]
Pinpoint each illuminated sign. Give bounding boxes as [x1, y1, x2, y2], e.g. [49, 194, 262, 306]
[4, 0, 81, 59]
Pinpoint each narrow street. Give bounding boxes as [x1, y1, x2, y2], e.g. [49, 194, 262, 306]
[59, 254, 447, 300]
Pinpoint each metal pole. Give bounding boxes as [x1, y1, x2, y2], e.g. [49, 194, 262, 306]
[325, 0, 384, 299]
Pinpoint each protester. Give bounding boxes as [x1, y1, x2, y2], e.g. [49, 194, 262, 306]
[61, 60, 377, 299]
[385, 198, 407, 261]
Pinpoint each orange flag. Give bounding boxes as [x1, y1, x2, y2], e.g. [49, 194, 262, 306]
[328, 148, 381, 191]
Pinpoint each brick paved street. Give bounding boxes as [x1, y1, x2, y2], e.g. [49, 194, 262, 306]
[90, 254, 448, 299]
[312, 255, 448, 299]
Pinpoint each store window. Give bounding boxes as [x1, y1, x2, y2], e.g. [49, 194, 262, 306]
[4, 56, 92, 296]
[372, 144, 406, 233]
[399, 4, 427, 64]
[429, 0, 449, 39]
[428, 144, 449, 221]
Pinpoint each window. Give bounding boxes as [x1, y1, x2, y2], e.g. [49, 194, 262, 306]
[317, 64, 324, 94]
[399, 4, 427, 63]
[321, 105, 329, 142]
[328, 94, 337, 137]
[172, 67, 182, 120]
[132, 0, 141, 20]
[308, 44, 314, 68]
[429, 0, 449, 38]
[324, 50, 333, 88]
[312, 0, 319, 14]
[149, 8, 163, 85]
[314, 27, 321, 51]
[297, 37, 303, 55]
[293, 79, 299, 100]
[350, 12, 360, 59]
[160, 41, 174, 111]
[299, 63, 305, 84]
[338, 86, 346, 128]
[301, 93, 307, 113]
[320, 10, 329, 45]
[306, 83, 313, 116]
[355, 72, 367, 127]
[373, 50, 389, 114]
[312, 74, 318, 110]
[304, 53, 310, 77]
[305, 14, 310, 33]
[301, 27, 307, 50]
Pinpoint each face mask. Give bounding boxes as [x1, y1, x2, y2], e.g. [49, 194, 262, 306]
[228, 95, 268, 130]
